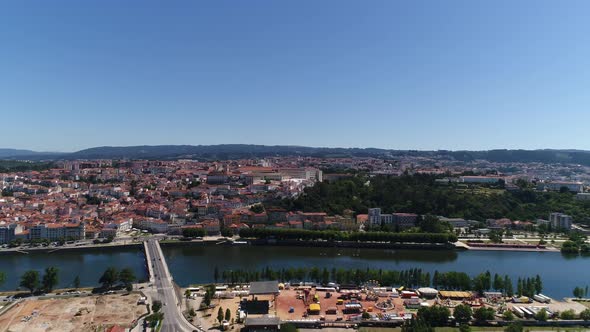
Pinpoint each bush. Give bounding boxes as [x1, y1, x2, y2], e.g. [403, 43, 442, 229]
[560, 309, 576, 320]
[459, 324, 471, 332]
[580, 308, 590, 321]
[502, 310, 514, 321]
[534, 308, 548, 321]
[561, 240, 580, 254]
[280, 323, 298, 332]
[504, 322, 523, 332]
[453, 304, 473, 323]
[152, 300, 162, 313]
[473, 307, 495, 321]
[145, 312, 164, 328]
[417, 305, 451, 327]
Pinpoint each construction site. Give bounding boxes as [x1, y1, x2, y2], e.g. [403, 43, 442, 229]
[0, 293, 148, 332]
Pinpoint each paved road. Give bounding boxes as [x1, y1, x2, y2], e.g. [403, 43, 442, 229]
[146, 239, 196, 332]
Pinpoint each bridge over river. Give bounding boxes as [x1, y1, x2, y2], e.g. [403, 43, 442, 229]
[143, 239, 202, 332]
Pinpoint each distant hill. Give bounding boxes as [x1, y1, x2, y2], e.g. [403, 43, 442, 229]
[67, 144, 392, 160]
[2, 145, 590, 166]
[0, 148, 62, 159]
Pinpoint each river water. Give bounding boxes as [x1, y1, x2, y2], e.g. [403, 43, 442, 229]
[1, 245, 588, 299]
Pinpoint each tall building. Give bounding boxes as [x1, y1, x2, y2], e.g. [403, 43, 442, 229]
[0, 223, 23, 244]
[549, 212, 572, 230]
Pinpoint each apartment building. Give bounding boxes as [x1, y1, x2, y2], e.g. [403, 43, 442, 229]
[549, 212, 573, 230]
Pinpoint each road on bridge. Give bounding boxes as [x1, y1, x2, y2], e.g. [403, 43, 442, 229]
[145, 239, 198, 332]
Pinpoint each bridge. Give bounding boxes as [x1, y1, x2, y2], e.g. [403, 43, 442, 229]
[144, 239, 200, 332]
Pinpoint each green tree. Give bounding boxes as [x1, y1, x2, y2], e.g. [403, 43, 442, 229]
[459, 324, 471, 332]
[99, 267, 119, 289]
[473, 307, 495, 321]
[574, 286, 585, 298]
[453, 304, 473, 324]
[42, 267, 59, 292]
[493, 273, 504, 292]
[250, 204, 264, 214]
[119, 268, 136, 287]
[561, 240, 580, 254]
[504, 322, 523, 332]
[225, 308, 231, 322]
[401, 318, 434, 332]
[203, 284, 215, 307]
[534, 274, 542, 294]
[560, 309, 575, 320]
[534, 308, 548, 321]
[73, 275, 80, 289]
[182, 228, 206, 238]
[580, 308, 590, 321]
[280, 323, 299, 332]
[152, 300, 162, 313]
[145, 312, 164, 328]
[418, 215, 449, 233]
[417, 306, 450, 327]
[20, 270, 40, 294]
[504, 276, 514, 297]
[502, 310, 514, 321]
[217, 307, 224, 324]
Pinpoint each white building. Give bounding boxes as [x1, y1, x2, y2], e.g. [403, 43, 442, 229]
[138, 219, 169, 233]
[368, 208, 392, 225]
[541, 181, 583, 193]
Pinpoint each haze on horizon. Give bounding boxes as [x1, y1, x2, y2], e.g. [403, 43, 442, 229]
[2, 0, 590, 152]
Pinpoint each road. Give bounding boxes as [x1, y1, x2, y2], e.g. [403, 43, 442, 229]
[146, 239, 197, 332]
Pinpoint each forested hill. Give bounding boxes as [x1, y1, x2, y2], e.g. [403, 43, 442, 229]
[269, 174, 590, 222]
[3, 145, 590, 165]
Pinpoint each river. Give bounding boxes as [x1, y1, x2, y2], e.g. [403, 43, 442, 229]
[1, 245, 588, 299]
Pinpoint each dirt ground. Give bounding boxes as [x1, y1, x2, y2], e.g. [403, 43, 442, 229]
[276, 288, 407, 320]
[198, 295, 249, 331]
[0, 293, 148, 332]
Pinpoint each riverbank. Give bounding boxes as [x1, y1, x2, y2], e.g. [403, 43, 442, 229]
[246, 238, 456, 250]
[455, 241, 560, 252]
[0, 241, 142, 255]
[1, 236, 563, 255]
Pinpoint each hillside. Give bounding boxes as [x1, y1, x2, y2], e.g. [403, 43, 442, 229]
[2, 145, 590, 166]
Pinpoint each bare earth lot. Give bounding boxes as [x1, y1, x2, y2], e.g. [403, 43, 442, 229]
[0, 294, 147, 332]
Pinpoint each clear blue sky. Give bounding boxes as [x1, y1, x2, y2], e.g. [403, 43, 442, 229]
[2, 0, 590, 152]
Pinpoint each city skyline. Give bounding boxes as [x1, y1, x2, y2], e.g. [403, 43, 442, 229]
[3, 0, 590, 151]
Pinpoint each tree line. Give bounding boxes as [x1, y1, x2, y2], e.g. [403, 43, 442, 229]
[98, 267, 136, 291]
[215, 266, 542, 296]
[238, 228, 457, 244]
[11, 266, 136, 294]
[19, 267, 61, 294]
